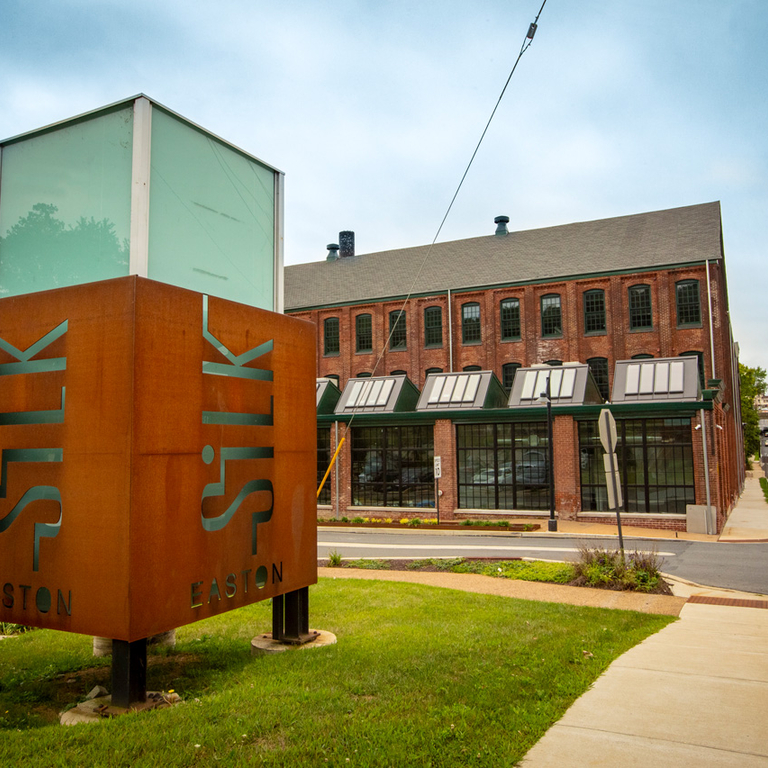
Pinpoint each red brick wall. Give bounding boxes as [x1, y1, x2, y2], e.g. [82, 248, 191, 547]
[298, 262, 743, 530]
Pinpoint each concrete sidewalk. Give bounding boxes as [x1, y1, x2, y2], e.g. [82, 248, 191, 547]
[720, 469, 768, 542]
[521, 598, 768, 767]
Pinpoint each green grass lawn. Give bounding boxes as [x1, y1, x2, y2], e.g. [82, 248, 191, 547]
[0, 578, 674, 767]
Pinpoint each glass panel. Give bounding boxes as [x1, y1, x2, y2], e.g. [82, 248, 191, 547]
[428, 376, 445, 403]
[452, 375, 468, 402]
[654, 362, 669, 393]
[669, 361, 685, 392]
[549, 368, 564, 397]
[439, 377, 456, 402]
[368, 379, 383, 405]
[639, 364, 654, 393]
[464, 374, 481, 402]
[625, 364, 640, 394]
[520, 370, 537, 400]
[148, 108, 275, 308]
[377, 378, 394, 405]
[347, 380, 364, 407]
[0, 107, 133, 297]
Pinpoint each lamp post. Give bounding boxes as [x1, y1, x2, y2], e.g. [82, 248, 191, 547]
[540, 376, 557, 532]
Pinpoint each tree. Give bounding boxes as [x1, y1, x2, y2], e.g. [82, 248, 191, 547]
[739, 363, 766, 462]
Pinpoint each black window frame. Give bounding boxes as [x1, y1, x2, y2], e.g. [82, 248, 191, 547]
[389, 309, 407, 351]
[501, 362, 521, 393]
[323, 316, 340, 356]
[540, 294, 562, 337]
[628, 284, 652, 331]
[500, 298, 521, 341]
[355, 313, 373, 353]
[587, 356, 610, 401]
[461, 302, 482, 345]
[675, 279, 702, 327]
[583, 289, 606, 335]
[424, 306, 443, 348]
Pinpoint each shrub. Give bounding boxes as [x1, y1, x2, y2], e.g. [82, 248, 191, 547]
[407, 518, 422, 527]
[571, 546, 669, 593]
[351, 517, 365, 524]
[327, 550, 343, 567]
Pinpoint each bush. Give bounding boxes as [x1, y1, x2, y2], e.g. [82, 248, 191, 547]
[327, 550, 343, 567]
[570, 546, 669, 593]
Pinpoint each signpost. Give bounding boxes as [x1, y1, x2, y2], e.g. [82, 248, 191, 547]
[433, 456, 441, 523]
[598, 409, 624, 553]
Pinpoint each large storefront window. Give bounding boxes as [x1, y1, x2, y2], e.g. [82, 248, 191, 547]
[579, 418, 694, 514]
[457, 423, 548, 510]
[351, 426, 434, 508]
[317, 427, 331, 504]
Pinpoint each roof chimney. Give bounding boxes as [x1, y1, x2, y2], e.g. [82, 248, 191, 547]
[339, 230, 355, 258]
[494, 215, 510, 236]
[326, 243, 340, 261]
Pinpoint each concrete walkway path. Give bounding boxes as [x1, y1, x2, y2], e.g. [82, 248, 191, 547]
[720, 470, 768, 542]
[520, 599, 768, 767]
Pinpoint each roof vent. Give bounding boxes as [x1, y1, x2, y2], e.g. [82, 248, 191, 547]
[494, 215, 510, 236]
[326, 243, 340, 261]
[339, 230, 355, 258]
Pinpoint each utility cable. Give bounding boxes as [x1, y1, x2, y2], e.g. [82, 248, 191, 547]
[317, 0, 549, 498]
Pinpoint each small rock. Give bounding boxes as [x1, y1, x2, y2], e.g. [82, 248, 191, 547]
[86, 685, 109, 700]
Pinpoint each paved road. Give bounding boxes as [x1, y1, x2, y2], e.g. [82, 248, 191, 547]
[317, 529, 768, 594]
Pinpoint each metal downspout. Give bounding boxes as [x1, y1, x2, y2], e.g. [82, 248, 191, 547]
[700, 410, 713, 535]
[447, 289, 453, 372]
[706, 260, 716, 379]
[334, 421, 340, 520]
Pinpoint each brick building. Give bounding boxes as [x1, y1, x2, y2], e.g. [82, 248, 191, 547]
[286, 202, 744, 533]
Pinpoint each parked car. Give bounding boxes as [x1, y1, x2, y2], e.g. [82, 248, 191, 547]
[515, 450, 547, 486]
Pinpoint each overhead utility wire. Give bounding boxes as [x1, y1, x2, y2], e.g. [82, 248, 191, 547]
[317, 0, 549, 498]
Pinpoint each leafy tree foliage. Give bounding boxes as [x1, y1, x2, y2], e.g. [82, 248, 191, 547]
[740, 363, 766, 461]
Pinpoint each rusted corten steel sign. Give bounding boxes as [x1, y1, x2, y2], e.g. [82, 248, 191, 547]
[0, 276, 317, 641]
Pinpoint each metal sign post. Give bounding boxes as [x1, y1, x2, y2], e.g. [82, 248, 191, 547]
[434, 456, 442, 524]
[598, 409, 625, 554]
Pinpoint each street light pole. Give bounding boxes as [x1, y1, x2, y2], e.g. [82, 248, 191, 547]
[544, 376, 557, 532]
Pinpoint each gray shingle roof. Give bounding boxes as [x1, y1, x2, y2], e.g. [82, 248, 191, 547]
[284, 202, 722, 310]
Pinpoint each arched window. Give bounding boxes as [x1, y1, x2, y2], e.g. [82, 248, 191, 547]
[628, 284, 652, 330]
[461, 302, 481, 344]
[631, 353, 654, 360]
[390, 370, 407, 376]
[389, 310, 407, 350]
[356, 371, 372, 378]
[424, 306, 442, 347]
[583, 289, 606, 334]
[323, 317, 340, 356]
[676, 280, 701, 327]
[356, 314, 372, 353]
[500, 298, 521, 341]
[425, 367, 443, 377]
[463, 365, 482, 372]
[587, 357, 610, 400]
[325, 374, 340, 387]
[545, 360, 562, 366]
[540, 294, 562, 337]
[502, 362, 521, 393]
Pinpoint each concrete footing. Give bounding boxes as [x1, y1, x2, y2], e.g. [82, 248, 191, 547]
[60, 690, 182, 725]
[250, 629, 337, 655]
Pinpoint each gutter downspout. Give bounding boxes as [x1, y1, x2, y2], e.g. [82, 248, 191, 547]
[700, 411, 713, 535]
[334, 421, 340, 520]
[706, 260, 716, 379]
[447, 289, 454, 372]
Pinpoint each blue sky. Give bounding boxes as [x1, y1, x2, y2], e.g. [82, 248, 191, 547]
[1, 0, 766, 366]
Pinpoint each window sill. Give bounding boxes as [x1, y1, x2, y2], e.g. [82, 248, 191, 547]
[629, 327, 654, 333]
[676, 323, 703, 330]
[461, 340, 482, 346]
[584, 331, 607, 337]
[323, 352, 340, 357]
[500, 337, 522, 343]
[355, 350, 373, 355]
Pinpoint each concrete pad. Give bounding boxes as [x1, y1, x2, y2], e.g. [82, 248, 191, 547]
[521, 725, 768, 767]
[681, 602, 768, 627]
[250, 629, 337, 655]
[613, 642, 768, 682]
[638, 623, 768, 654]
[557, 667, 768, 756]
